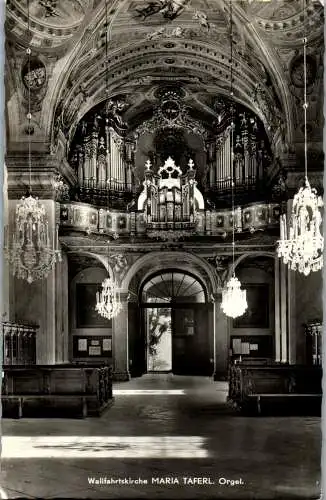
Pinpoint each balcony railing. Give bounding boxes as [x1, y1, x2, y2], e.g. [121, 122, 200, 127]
[73, 181, 135, 209]
[59, 200, 281, 239]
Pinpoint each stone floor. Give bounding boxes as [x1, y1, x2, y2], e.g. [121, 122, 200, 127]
[0, 374, 322, 499]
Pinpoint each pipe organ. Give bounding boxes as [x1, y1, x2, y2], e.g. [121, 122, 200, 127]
[137, 157, 205, 230]
[205, 113, 270, 193]
[69, 115, 136, 196]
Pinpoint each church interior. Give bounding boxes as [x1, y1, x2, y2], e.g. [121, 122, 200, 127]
[1, 0, 324, 498]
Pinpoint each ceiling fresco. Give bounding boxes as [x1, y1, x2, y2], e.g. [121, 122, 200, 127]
[4, 0, 324, 171]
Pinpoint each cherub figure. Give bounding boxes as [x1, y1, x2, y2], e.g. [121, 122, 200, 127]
[193, 10, 210, 31]
[105, 99, 128, 127]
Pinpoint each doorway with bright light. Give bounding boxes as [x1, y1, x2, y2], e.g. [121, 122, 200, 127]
[140, 270, 213, 376]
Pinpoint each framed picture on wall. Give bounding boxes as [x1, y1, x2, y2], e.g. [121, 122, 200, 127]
[73, 336, 113, 357]
[233, 284, 269, 328]
[76, 284, 112, 328]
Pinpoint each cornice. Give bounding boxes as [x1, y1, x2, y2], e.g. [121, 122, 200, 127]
[59, 232, 278, 254]
[6, 153, 65, 199]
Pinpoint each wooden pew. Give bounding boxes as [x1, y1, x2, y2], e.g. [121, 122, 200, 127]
[228, 363, 322, 416]
[1, 364, 114, 418]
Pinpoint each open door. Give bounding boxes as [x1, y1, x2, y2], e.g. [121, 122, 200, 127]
[146, 308, 172, 372]
[140, 270, 212, 376]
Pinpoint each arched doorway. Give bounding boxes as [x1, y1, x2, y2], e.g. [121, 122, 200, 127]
[139, 270, 213, 376]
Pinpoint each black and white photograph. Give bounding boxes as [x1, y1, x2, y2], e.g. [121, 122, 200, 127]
[0, 0, 324, 498]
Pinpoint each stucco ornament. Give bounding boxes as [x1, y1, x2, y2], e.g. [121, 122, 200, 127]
[109, 254, 129, 283]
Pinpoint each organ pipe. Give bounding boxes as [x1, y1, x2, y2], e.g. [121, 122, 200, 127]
[73, 124, 132, 192]
[207, 111, 269, 192]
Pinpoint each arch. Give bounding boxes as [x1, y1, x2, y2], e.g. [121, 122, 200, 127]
[121, 251, 218, 295]
[51, 34, 289, 153]
[140, 269, 208, 304]
[227, 251, 275, 280]
[65, 250, 114, 276]
[41, 0, 128, 140]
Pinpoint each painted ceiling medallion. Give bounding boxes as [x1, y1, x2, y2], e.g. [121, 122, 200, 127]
[22, 58, 46, 91]
[17, 0, 89, 27]
[135, 0, 190, 21]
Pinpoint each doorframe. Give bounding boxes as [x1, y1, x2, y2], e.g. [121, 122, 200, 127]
[141, 302, 212, 375]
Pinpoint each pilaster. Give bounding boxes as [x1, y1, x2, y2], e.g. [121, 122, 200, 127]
[2, 165, 10, 321]
[287, 267, 296, 364]
[55, 249, 69, 363]
[112, 292, 131, 381]
[212, 293, 229, 380]
[7, 198, 60, 364]
[280, 261, 288, 363]
[274, 255, 281, 362]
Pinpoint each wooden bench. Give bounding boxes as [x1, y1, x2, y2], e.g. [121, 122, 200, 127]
[228, 363, 322, 416]
[253, 393, 321, 416]
[1, 395, 88, 419]
[1, 364, 114, 418]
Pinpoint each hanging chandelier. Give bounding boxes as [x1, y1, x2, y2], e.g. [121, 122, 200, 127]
[95, 277, 122, 320]
[95, 0, 122, 322]
[278, 180, 323, 276]
[221, 0, 247, 319]
[8, 196, 61, 284]
[221, 276, 247, 318]
[277, 3, 323, 276]
[6, 0, 61, 284]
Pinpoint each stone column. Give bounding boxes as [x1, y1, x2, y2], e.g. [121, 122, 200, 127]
[212, 293, 229, 380]
[112, 291, 131, 381]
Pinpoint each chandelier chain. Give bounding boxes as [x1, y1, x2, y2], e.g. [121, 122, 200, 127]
[4, 0, 62, 283]
[27, 0, 32, 193]
[303, 0, 308, 181]
[230, 0, 235, 277]
[276, 0, 323, 276]
[220, 0, 248, 319]
[105, 0, 108, 92]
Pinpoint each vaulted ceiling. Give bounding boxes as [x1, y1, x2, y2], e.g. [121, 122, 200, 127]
[5, 0, 324, 167]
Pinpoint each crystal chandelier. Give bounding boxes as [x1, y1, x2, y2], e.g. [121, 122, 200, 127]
[278, 180, 323, 275]
[6, 1, 61, 284]
[277, 5, 323, 276]
[221, 0, 247, 319]
[8, 196, 61, 284]
[95, 277, 122, 320]
[221, 276, 247, 318]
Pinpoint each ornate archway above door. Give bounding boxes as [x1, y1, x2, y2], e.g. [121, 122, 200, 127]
[122, 250, 218, 297]
[141, 270, 207, 304]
